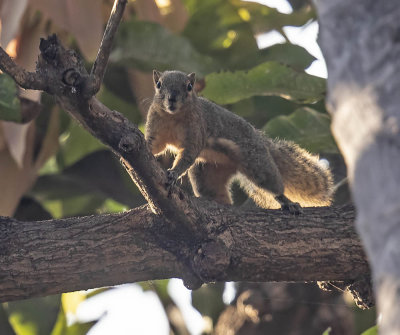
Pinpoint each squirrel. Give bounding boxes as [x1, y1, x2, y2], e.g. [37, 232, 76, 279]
[145, 70, 333, 213]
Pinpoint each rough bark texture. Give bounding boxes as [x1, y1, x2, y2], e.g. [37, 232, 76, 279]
[315, 0, 400, 333]
[0, 204, 368, 302]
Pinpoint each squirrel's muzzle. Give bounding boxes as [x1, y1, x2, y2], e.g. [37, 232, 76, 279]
[167, 93, 178, 112]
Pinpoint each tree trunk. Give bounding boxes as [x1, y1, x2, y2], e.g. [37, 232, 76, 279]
[315, 0, 400, 333]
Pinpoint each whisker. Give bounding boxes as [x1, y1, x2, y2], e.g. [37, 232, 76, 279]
[140, 97, 154, 110]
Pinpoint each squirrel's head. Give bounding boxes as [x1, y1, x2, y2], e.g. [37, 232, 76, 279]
[153, 70, 196, 114]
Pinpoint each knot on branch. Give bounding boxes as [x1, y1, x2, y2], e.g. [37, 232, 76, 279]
[193, 240, 231, 281]
[37, 34, 88, 96]
[118, 134, 139, 153]
[39, 34, 59, 64]
[62, 68, 84, 88]
[182, 272, 203, 291]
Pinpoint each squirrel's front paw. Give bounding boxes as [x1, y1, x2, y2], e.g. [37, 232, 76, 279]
[166, 169, 178, 197]
[281, 201, 303, 215]
[275, 194, 303, 215]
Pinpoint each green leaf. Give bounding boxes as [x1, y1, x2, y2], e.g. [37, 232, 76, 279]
[192, 283, 225, 324]
[183, 0, 315, 70]
[57, 120, 106, 168]
[263, 107, 338, 154]
[60, 194, 105, 217]
[0, 74, 21, 122]
[40, 200, 63, 219]
[111, 19, 216, 77]
[231, 96, 299, 128]
[32, 150, 144, 209]
[103, 64, 137, 104]
[232, 0, 315, 35]
[353, 305, 376, 335]
[97, 86, 142, 125]
[140, 280, 171, 305]
[50, 305, 93, 335]
[4, 295, 60, 335]
[99, 198, 128, 214]
[259, 43, 316, 70]
[322, 327, 331, 335]
[182, 0, 261, 70]
[39, 194, 103, 218]
[202, 62, 325, 104]
[361, 325, 378, 335]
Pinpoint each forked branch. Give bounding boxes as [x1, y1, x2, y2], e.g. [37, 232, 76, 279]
[87, 0, 128, 96]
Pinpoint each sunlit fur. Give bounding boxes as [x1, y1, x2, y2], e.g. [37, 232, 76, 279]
[146, 70, 333, 209]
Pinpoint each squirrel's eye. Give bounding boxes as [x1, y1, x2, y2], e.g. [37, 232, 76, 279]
[156, 81, 161, 89]
[187, 83, 193, 91]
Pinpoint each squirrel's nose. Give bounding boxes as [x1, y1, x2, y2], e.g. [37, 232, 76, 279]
[168, 92, 177, 102]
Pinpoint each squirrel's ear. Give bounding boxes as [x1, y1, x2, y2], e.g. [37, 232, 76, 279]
[153, 70, 162, 84]
[188, 72, 196, 86]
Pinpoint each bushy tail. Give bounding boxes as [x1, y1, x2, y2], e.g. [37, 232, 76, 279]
[239, 139, 333, 209]
[270, 139, 333, 206]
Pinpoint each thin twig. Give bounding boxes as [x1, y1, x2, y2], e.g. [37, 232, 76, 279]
[86, 0, 128, 96]
[0, 47, 46, 91]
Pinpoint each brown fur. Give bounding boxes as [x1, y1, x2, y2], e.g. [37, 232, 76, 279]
[146, 70, 333, 209]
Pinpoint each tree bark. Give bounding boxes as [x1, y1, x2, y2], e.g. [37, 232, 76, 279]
[315, 0, 400, 333]
[0, 204, 368, 302]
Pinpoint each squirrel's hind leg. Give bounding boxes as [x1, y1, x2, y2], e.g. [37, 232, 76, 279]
[238, 149, 302, 214]
[188, 162, 236, 204]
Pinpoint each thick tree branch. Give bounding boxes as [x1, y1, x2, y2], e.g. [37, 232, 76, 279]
[0, 204, 369, 302]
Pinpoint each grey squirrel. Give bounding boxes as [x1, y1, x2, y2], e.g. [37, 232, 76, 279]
[145, 70, 333, 213]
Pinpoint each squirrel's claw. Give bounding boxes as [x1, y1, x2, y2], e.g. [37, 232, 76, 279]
[275, 194, 303, 215]
[166, 169, 178, 197]
[281, 201, 303, 215]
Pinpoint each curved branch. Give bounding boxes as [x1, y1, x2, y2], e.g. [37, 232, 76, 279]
[0, 204, 369, 302]
[0, 48, 46, 90]
[87, 0, 128, 96]
[31, 35, 207, 241]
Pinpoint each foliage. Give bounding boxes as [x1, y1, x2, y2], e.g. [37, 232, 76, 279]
[4, 296, 60, 335]
[112, 19, 217, 76]
[322, 327, 332, 335]
[361, 325, 378, 335]
[0, 74, 20, 122]
[201, 61, 325, 104]
[263, 107, 337, 154]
